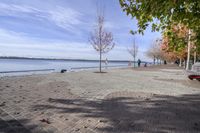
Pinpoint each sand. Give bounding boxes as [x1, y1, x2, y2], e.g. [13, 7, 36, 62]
[0, 65, 200, 133]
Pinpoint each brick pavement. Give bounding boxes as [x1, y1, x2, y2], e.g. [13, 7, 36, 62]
[0, 67, 200, 133]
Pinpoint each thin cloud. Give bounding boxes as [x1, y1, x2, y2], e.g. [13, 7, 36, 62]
[48, 6, 82, 30]
[0, 3, 83, 32]
[0, 28, 133, 60]
[0, 1, 161, 61]
[0, 28, 94, 59]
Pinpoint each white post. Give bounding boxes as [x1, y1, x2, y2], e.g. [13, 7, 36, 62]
[186, 29, 191, 70]
[194, 51, 197, 64]
[179, 58, 182, 67]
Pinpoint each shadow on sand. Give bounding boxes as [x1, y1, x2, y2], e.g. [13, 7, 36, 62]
[93, 71, 108, 74]
[0, 117, 50, 133]
[33, 93, 200, 133]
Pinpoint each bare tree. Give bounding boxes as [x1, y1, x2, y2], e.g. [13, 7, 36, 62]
[146, 39, 163, 65]
[146, 49, 156, 64]
[89, 14, 115, 72]
[128, 39, 138, 68]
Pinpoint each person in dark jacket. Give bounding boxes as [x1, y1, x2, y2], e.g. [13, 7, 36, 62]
[137, 59, 141, 67]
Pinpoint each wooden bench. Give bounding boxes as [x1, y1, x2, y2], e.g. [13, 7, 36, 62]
[188, 63, 200, 81]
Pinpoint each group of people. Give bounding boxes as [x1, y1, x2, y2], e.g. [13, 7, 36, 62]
[104, 58, 147, 68]
[128, 59, 147, 67]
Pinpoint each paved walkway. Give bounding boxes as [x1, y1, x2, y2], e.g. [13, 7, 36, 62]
[0, 65, 200, 133]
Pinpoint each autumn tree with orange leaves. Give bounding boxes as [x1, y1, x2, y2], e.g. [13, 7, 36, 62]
[161, 24, 198, 67]
[120, 0, 200, 69]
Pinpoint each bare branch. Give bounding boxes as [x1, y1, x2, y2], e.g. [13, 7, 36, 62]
[127, 40, 138, 58]
[127, 39, 138, 68]
[89, 7, 115, 72]
[146, 38, 164, 64]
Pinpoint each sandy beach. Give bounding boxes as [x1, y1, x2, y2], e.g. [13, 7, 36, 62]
[0, 65, 200, 133]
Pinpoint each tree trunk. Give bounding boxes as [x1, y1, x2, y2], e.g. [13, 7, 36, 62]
[186, 29, 191, 70]
[99, 50, 102, 72]
[184, 59, 187, 69]
[194, 51, 197, 64]
[99, 23, 102, 73]
[179, 58, 182, 67]
[153, 56, 155, 65]
[134, 56, 136, 68]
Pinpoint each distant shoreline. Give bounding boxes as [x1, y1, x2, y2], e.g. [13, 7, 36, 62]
[0, 56, 149, 63]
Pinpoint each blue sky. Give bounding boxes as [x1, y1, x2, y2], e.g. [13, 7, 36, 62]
[0, 0, 161, 61]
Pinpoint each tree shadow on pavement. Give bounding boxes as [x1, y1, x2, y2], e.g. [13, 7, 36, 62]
[33, 93, 200, 133]
[0, 118, 51, 133]
[0, 108, 53, 133]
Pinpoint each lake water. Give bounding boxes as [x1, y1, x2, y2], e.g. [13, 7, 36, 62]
[0, 59, 132, 76]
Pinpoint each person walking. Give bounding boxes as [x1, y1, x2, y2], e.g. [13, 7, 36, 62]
[105, 58, 108, 69]
[137, 59, 141, 67]
[128, 61, 132, 67]
[144, 62, 147, 67]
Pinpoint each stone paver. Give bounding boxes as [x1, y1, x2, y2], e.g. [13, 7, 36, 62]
[0, 66, 200, 133]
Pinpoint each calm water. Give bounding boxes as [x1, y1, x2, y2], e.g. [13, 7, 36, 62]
[0, 59, 130, 76]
